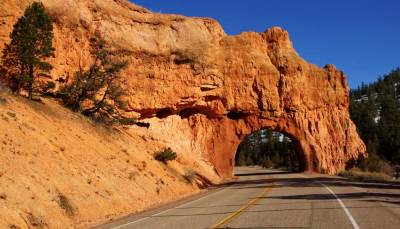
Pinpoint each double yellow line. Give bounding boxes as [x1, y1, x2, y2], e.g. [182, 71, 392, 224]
[210, 184, 274, 229]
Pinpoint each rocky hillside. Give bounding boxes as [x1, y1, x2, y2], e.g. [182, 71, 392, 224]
[0, 86, 220, 228]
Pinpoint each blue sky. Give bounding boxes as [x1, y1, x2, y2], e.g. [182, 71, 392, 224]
[130, 0, 399, 89]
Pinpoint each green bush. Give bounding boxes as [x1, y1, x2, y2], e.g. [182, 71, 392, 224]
[154, 147, 177, 163]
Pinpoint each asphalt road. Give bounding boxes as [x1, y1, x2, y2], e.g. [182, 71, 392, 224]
[95, 166, 400, 229]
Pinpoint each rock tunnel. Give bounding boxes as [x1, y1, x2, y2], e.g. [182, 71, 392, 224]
[122, 25, 366, 179]
[177, 111, 364, 178]
[126, 25, 367, 178]
[234, 128, 302, 171]
[0, 0, 367, 179]
[124, 27, 365, 177]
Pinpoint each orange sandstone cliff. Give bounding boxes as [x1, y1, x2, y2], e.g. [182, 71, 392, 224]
[0, 0, 365, 176]
[0, 0, 366, 176]
[0, 1, 367, 226]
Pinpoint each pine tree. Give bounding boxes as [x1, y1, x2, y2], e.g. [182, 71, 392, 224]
[235, 129, 298, 169]
[350, 68, 400, 167]
[60, 36, 133, 125]
[378, 95, 400, 162]
[1, 2, 54, 99]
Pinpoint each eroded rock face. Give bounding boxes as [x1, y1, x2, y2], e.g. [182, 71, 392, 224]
[0, 0, 366, 177]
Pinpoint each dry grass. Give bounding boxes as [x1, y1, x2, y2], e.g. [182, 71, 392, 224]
[183, 168, 196, 183]
[339, 168, 393, 182]
[26, 213, 46, 228]
[56, 193, 75, 216]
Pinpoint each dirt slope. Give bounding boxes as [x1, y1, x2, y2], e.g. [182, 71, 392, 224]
[0, 87, 220, 228]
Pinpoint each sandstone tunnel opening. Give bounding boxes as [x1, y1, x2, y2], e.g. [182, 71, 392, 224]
[235, 129, 306, 172]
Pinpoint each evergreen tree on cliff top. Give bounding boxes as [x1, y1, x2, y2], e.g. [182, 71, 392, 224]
[1, 2, 54, 99]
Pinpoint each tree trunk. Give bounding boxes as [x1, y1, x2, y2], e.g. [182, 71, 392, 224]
[82, 78, 113, 116]
[28, 65, 33, 100]
[17, 64, 25, 94]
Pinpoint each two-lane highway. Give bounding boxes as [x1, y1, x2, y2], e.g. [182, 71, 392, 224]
[96, 167, 400, 229]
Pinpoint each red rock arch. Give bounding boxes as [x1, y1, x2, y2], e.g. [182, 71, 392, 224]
[0, 1, 367, 178]
[185, 107, 365, 178]
[121, 26, 366, 178]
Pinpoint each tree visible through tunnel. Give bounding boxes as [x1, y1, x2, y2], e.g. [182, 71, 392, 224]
[235, 129, 300, 171]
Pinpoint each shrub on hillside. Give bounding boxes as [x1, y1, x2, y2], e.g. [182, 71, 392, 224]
[56, 193, 75, 216]
[154, 147, 177, 163]
[349, 153, 393, 174]
[339, 168, 392, 182]
[345, 151, 394, 181]
[183, 168, 196, 183]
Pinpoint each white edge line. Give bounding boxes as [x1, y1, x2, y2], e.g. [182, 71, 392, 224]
[111, 187, 227, 229]
[320, 183, 360, 229]
[296, 173, 359, 229]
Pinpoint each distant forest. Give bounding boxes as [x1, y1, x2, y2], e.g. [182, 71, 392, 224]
[350, 68, 400, 168]
[235, 129, 299, 171]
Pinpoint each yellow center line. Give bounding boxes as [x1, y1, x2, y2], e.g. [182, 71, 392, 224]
[209, 183, 274, 229]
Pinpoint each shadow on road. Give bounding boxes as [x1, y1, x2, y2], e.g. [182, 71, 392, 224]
[227, 176, 400, 190]
[234, 171, 296, 177]
[259, 192, 400, 205]
[217, 172, 400, 207]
